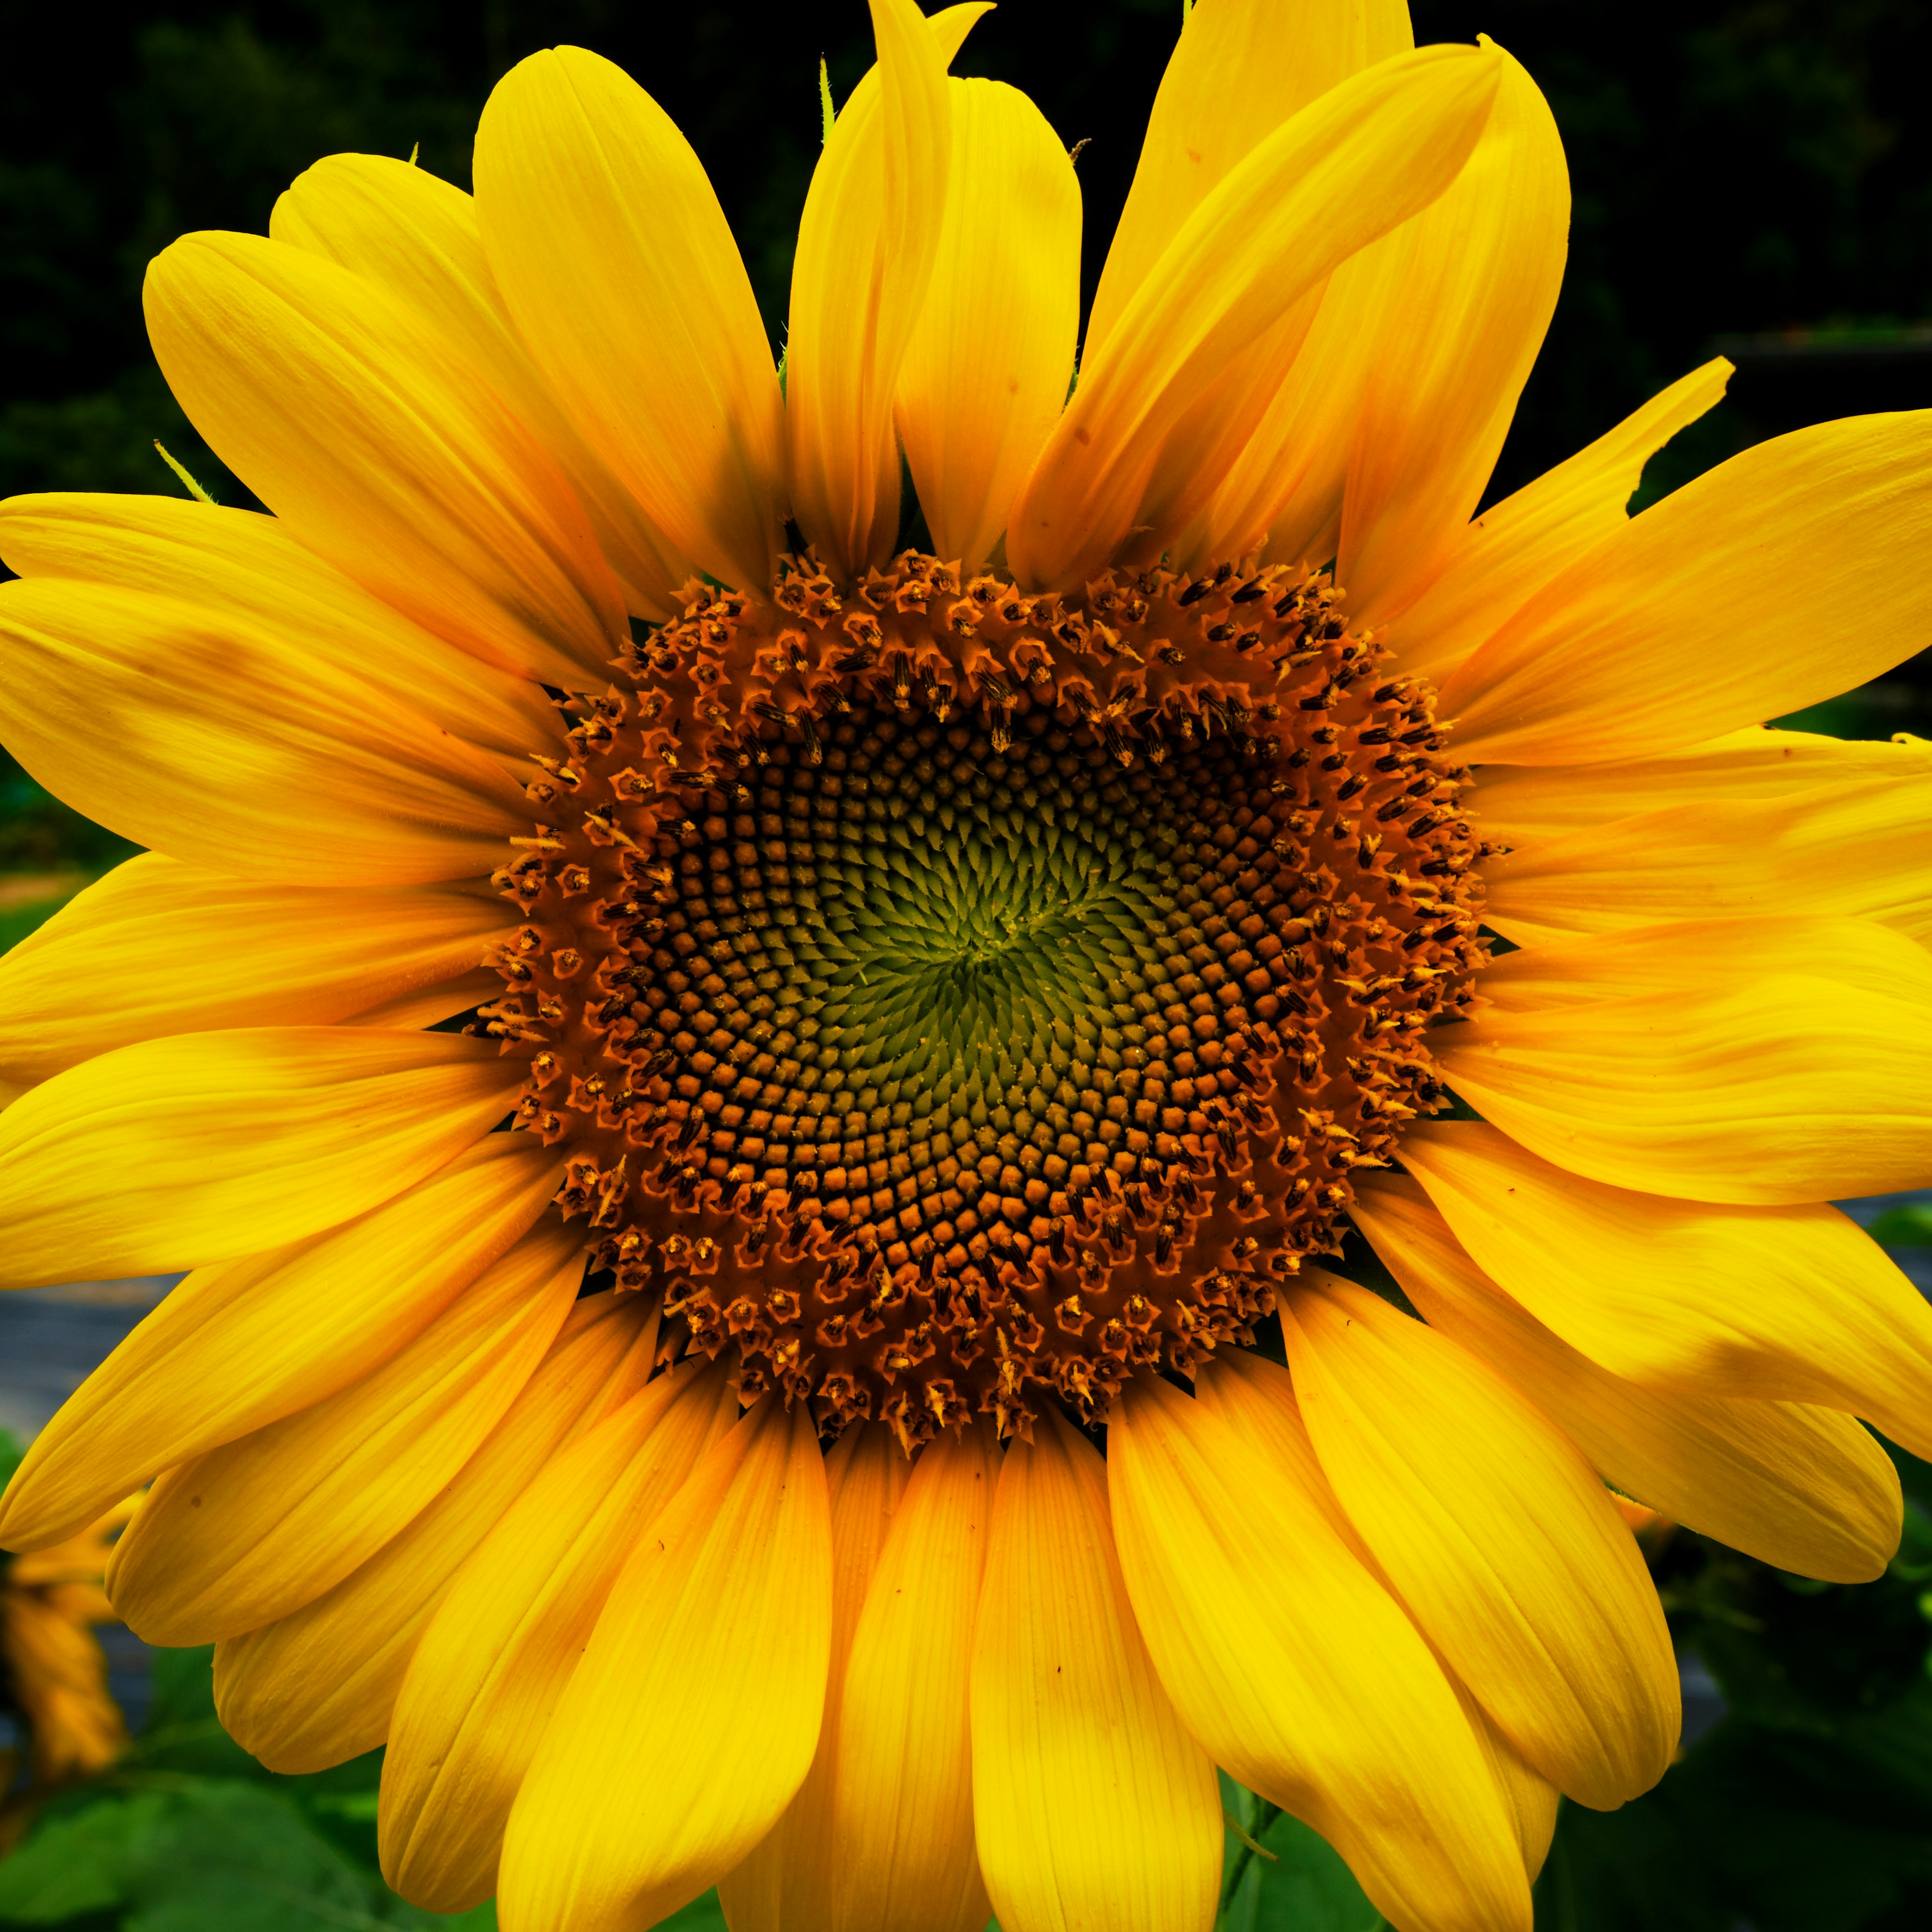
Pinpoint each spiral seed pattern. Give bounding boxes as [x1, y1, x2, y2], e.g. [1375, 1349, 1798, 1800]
[481, 551, 1487, 1444]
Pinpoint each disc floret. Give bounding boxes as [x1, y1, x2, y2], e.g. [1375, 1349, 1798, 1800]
[481, 551, 1487, 1445]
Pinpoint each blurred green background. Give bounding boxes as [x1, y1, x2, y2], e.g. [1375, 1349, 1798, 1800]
[3, 0, 1932, 1926]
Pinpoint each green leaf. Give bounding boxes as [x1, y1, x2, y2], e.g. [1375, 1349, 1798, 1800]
[1866, 1203, 1932, 1247]
[0, 1791, 168, 1921]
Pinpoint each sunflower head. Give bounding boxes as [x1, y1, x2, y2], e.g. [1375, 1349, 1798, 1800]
[487, 545, 1487, 1441]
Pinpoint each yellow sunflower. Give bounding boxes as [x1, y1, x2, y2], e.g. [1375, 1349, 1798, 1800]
[2, 0, 1930, 1927]
[1, 1488, 132, 1845]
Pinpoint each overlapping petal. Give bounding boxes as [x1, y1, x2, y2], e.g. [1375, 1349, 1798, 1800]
[144, 230, 627, 684]
[1084, 0, 1412, 364]
[0, 856, 512, 1090]
[1108, 1360, 1533, 1932]
[786, 0, 959, 579]
[971, 1408, 1222, 1932]
[0, 1135, 565, 1553]
[105, 1219, 583, 1645]
[895, 77, 1079, 575]
[1381, 358, 1731, 682]
[1352, 1172, 1904, 1583]
[0, 491, 561, 754]
[0, 576, 527, 886]
[496, 1399, 833, 1932]
[1006, 43, 1502, 590]
[1434, 916, 1932, 1202]
[0, 1028, 521, 1290]
[214, 1290, 659, 1773]
[380, 1357, 731, 1913]
[1399, 1121, 1932, 1460]
[1480, 776, 1932, 945]
[272, 152, 693, 617]
[1442, 409, 1932, 763]
[1280, 1271, 1678, 1808]
[474, 48, 781, 595]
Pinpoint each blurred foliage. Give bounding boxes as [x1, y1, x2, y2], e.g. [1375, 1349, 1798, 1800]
[1539, 1443, 1932, 1932]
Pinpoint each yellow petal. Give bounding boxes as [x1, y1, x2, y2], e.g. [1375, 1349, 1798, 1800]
[0, 577, 526, 886]
[1398, 1120, 1932, 1461]
[0, 491, 560, 756]
[212, 1288, 658, 1773]
[1281, 1271, 1677, 1809]
[895, 78, 1079, 575]
[474, 49, 781, 595]
[1351, 1171, 1904, 1584]
[1436, 915, 1932, 1203]
[718, 1423, 912, 1932]
[380, 1357, 732, 1914]
[0, 1027, 521, 1290]
[1006, 44, 1501, 592]
[272, 152, 693, 618]
[1471, 725, 1932, 845]
[787, 0, 954, 581]
[1382, 358, 1732, 682]
[1470, 1702, 1559, 1884]
[820, 1420, 999, 1932]
[971, 1407, 1222, 1932]
[145, 230, 627, 685]
[0, 1135, 565, 1554]
[106, 1219, 582, 1645]
[1109, 1362, 1532, 1932]
[496, 1398, 832, 1932]
[0, 855, 511, 1090]
[1335, 44, 1569, 624]
[1480, 775, 1932, 948]
[1084, 0, 1411, 365]
[1441, 410, 1932, 763]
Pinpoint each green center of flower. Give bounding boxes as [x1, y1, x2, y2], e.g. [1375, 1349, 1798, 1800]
[484, 551, 1487, 1444]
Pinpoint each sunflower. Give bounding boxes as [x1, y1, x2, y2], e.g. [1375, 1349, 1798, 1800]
[1, 0, 1930, 1926]
[0, 1475, 132, 1846]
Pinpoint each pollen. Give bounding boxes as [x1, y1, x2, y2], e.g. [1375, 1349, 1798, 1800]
[481, 551, 1487, 1445]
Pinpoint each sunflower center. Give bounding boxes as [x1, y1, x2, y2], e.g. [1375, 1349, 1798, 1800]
[482, 551, 1487, 1445]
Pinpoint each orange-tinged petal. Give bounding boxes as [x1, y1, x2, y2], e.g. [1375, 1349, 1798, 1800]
[0, 491, 561, 756]
[212, 1288, 658, 1773]
[272, 151, 693, 618]
[106, 1219, 582, 1645]
[1399, 1121, 1932, 1460]
[0, 855, 512, 1090]
[1382, 358, 1732, 682]
[380, 1357, 732, 1913]
[1469, 725, 1932, 844]
[971, 1407, 1221, 1932]
[145, 230, 626, 685]
[1351, 1171, 1903, 1584]
[497, 1399, 833, 1932]
[1007, 44, 1501, 591]
[1480, 776, 1932, 948]
[1084, 0, 1411, 365]
[895, 77, 1079, 575]
[0, 1027, 521, 1290]
[1335, 45, 1569, 624]
[1441, 410, 1932, 764]
[819, 1421, 998, 1932]
[1281, 1271, 1677, 1809]
[0, 577, 526, 886]
[719, 1424, 912, 1931]
[1110, 1361, 1532, 1932]
[1435, 916, 1932, 1203]
[474, 48, 781, 595]
[0, 1135, 565, 1554]
[787, 0, 955, 581]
